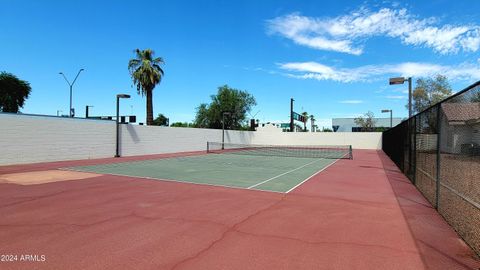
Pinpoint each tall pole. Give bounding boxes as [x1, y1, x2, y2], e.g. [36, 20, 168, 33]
[390, 110, 392, 128]
[408, 77, 412, 118]
[222, 113, 225, 150]
[59, 69, 84, 118]
[86, 105, 94, 118]
[115, 94, 131, 158]
[389, 76, 413, 119]
[221, 112, 231, 150]
[70, 85, 73, 117]
[290, 98, 294, 132]
[115, 96, 120, 157]
[435, 106, 441, 209]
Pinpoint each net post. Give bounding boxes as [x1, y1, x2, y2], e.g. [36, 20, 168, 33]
[207, 141, 209, 153]
[349, 145, 353, 160]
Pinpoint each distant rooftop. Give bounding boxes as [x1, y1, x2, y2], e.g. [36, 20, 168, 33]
[442, 102, 480, 123]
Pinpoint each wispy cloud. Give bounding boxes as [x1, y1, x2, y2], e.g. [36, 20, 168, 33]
[279, 61, 480, 83]
[266, 7, 480, 55]
[385, 95, 406, 99]
[339, 100, 363, 104]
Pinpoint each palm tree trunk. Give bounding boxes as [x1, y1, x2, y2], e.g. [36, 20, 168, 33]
[146, 89, 154, 125]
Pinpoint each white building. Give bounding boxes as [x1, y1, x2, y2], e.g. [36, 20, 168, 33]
[332, 117, 403, 132]
[440, 102, 480, 154]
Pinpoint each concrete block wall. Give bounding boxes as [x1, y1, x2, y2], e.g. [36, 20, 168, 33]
[252, 132, 382, 150]
[119, 125, 255, 156]
[0, 113, 382, 165]
[0, 113, 116, 165]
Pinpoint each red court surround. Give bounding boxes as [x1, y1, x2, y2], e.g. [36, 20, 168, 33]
[0, 150, 478, 269]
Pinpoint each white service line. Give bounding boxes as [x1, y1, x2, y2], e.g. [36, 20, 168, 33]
[285, 158, 341, 193]
[60, 168, 287, 194]
[247, 159, 321, 189]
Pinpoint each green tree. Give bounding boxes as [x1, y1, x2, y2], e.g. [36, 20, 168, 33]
[128, 49, 164, 125]
[0, 72, 32, 113]
[152, 113, 168, 126]
[411, 75, 452, 114]
[322, 127, 333, 132]
[171, 122, 194, 127]
[309, 114, 315, 132]
[194, 85, 256, 129]
[301, 112, 309, 132]
[354, 111, 376, 131]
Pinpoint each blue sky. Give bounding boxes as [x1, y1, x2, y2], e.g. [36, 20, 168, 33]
[1, 0, 480, 128]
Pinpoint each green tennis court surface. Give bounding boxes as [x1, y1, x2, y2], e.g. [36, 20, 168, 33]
[67, 153, 337, 193]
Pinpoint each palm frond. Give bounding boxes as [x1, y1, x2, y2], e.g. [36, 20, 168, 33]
[128, 48, 165, 96]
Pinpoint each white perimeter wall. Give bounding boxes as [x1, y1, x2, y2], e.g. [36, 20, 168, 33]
[0, 113, 116, 165]
[119, 125, 254, 156]
[0, 113, 382, 165]
[252, 132, 382, 150]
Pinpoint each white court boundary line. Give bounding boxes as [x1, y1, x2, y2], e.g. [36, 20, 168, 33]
[61, 155, 342, 194]
[285, 158, 341, 193]
[59, 167, 286, 194]
[247, 159, 322, 189]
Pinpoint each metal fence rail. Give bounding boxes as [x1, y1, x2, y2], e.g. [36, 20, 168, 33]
[383, 81, 480, 256]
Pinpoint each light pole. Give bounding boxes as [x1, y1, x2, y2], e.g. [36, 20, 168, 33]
[115, 94, 131, 157]
[85, 105, 94, 118]
[222, 112, 231, 150]
[381, 109, 393, 128]
[389, 77, 412, 118]
[59, 69, 84, 117]
[290, 98, 294, 132]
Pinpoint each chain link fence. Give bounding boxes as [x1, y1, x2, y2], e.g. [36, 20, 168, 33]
[383, 81, 480, 256]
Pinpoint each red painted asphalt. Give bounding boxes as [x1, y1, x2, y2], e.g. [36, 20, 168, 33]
[0, 150, 478, 269]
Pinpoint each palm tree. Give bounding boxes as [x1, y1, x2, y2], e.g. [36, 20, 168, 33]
[301, 111, 309, 132]
[310, 114, 316, 132]
[128, 49, 164, 125]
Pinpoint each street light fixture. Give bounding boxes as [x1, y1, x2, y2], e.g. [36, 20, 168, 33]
[59, 69, 84, 117]
[115, 94, 131, 157]
[389, 76, 412, 118]
[381, 109, 393, 128]
[222, 112, 232, 150]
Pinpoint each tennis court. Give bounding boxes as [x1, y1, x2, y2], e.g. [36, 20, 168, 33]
[1, 148, 479, 269]
[66, 142, 352, 193]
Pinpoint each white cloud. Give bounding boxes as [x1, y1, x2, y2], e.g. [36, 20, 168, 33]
[279, 61, 480, 83]
[339, 100, 364, 104]
[266, 7, 480, 55]
[385, 95, 406, 99]
[315, 118, 333, 130]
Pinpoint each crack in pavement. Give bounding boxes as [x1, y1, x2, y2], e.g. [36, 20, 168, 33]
[0, 190, 72, 208]
[169, 195, 287, 270]
[0, 210, 231, 232]
[233, 229, 420, 256]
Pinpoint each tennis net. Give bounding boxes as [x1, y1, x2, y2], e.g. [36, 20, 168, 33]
[207, 142, 353, 159]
